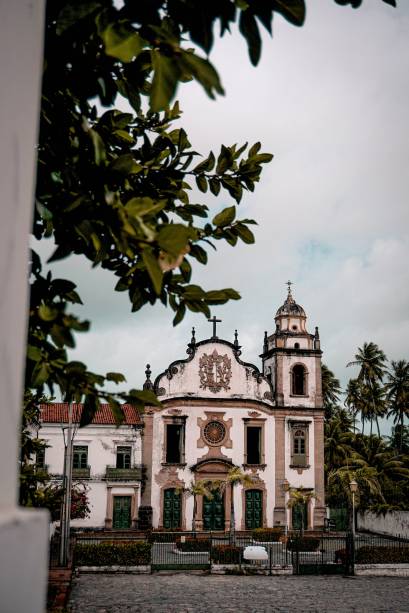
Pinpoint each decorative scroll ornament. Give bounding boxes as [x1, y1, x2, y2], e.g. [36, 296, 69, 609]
[199, 349, 232, 393]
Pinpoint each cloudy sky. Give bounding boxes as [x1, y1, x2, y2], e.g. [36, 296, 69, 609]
[37, 1, 409, 428]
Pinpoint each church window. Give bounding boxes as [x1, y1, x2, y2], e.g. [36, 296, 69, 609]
[73, 445, 88, 469]
[290, 425, 309, 467]
[294, 343, 300, 349]
[203, 421, 226, 446]
[292, 364, 307, 396]
[165, 424, 184, 464]
[246, 427, 262, 464]
[292, 325, 298, 331]
[116, 446, 131, 469]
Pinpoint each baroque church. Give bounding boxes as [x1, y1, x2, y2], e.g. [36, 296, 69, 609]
[140, 285, 325, 532]
[39, 286, 325, 532]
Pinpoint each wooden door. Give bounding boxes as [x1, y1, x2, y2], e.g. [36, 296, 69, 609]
[203, 491, 224, 531]
[113, 495, 132, 529]
[163, 488, 181, 530]
[245, 489, 262, 529]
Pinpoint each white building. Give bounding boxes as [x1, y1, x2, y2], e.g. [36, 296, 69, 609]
[141, 286, 326, 531]
[39, 403, 143, 529]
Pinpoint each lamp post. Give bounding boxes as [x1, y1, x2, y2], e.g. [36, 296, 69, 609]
[59, 403, 74, 566]
[282, 479, 289, 537]
[349, 479, 358, 536]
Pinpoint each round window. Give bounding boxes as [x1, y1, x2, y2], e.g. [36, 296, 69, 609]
[292, 325, 298, 331]
[203, 421, 226, 445]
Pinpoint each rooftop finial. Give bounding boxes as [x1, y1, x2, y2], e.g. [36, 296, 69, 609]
[208, 315, 222, 339]
[286, 280, 293, 295]
[234, 329, 239, 347]
[143, 364, 153, 390]
[191, 326, 196, 345]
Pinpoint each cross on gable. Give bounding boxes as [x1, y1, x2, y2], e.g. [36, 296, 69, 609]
[208, 316, 222, 338]
[286, 280, 293, 293]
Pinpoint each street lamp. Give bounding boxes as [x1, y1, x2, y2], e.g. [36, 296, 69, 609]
[282, 479, 290, 537]
[349, 479, 358, 536]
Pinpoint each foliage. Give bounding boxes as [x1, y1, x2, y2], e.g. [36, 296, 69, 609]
[321, 364, 341, 420]
[211, 544, 242, 564]
[287, 537, 320, 552]
[147, 529, 182, 543]
[74, 541, 151, 566]
[355, 545, 409, 564]
[178, 479, 214, 533]
[252, 528, 283, 542]
[385, 360, 409, 451]
[176, 537, 211, 552]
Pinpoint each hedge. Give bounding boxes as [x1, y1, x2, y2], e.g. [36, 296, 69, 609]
[287, 537, 320, 552]
[252, 528, 283, 542]
[355, 546, 409, 564]
[212, 545, 242, 564]
[176, 537, 211, 552]
[147, 529, 182, 543]
[74, 542, 151, 566]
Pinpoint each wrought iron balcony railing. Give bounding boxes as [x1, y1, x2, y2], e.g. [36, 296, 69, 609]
[105, 465, 143, 481]
[72, 466, 91, 479]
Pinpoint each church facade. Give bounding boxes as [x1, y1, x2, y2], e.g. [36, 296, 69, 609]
[141, 287, 326, 532]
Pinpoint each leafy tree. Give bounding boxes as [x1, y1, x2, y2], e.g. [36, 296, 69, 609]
[385, 360, 409, 451]
[347, 342, 388, 436]
[321, 364, 342, 420]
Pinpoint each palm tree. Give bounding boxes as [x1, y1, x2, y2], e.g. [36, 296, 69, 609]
[353, 434, 409, 487]
[286, 487, 316, 535]
[324, 417, 354, 475]
[216, 466, 254, 543]
[345, 378, 364, 433]
[179, 480, 213, 535]
[327, 465, 384, 519]
[321, 364, 342, 420]
[385, 360, 409, 452]
[347, 342, 387, 436]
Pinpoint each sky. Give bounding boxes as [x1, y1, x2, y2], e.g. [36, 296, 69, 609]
[36, 1, 409, 430]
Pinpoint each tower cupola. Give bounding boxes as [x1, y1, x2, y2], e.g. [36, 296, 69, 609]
[275, 282, 307, 334]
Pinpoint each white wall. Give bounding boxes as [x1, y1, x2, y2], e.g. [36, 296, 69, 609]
[358, 511, 409, 538]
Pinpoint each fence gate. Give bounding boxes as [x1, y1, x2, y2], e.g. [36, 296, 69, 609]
[291, 533, 353, 576]
[150, 532, 211, 572]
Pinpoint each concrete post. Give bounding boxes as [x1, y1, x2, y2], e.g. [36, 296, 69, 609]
[0, 2, 49, 611]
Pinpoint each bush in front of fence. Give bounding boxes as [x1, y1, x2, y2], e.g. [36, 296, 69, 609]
[355, 546, 409, 564]
[175, 537, 211, 552]
[74, 542, 151, 566]
[252, 528, 283, 542]
[146, 529, 183, 543]
[287, 537, 320, 552]
[211, 545, 242, 564]
[334, 548, 347, 564]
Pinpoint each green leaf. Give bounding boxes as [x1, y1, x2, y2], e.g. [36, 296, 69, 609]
[36, 200, 53, 221]
[189, 244, 208, 265]
[38, 304, 58, 322]
[216, 145, 234, 174]
[32, 361, 50, 387]
[106, 372, 127, 384]
[235, 223, 255, 244]
[179, 51, 224, 99]
[127, 389, 161, 407]
[212, 206, 236, 228]
[100, 21, 143, 63]
[27, 345, 42, 361]
[89, 129, 106, 165]
[150, 50, 181, 112]
[125, 197, 166, 218]
[239, 10, 261, 66]
[110, 155, 140, 177]
[209, 178, 221, 196]
[272, 0, 306, 27]
[142, 249, 163, 296]
[196, 175, 208, 193]
[173, 303, 186, 326]
[248, 142, 261, 157]
[56, 2, 101, 35]
[157, 224, 194, 257]
[193, 151, 215, 173]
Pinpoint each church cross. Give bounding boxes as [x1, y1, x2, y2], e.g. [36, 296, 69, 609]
[208, 316, 222, 338]
[286, 280, 293, 294]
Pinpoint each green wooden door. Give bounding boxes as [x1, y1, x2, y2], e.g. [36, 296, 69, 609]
[203, 491, 224, 531]
[163, 488, 181, 530]
[292, 502, 308, 531]
[245, 489, 262, 529]
[113, 496, 132, 529]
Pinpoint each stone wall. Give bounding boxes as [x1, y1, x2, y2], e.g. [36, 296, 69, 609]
[358, 511, 409, 538]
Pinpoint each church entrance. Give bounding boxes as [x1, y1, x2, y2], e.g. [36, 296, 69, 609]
[203, 491, 224, 531]
[113, 496, 132, 529]
[245, 489, 263, 529]
[163, 488, 181, 530]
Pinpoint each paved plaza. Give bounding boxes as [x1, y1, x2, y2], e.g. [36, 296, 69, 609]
[68, 573, 409, 613]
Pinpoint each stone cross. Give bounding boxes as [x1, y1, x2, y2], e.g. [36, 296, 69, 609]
[208, 316, 222, 338]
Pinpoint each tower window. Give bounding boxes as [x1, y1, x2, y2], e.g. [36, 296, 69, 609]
[291, 425, 309, 467]
[246, 427, 261, 464]
[292, 364, 307, 396]
[292, 325, 298, 331]
[294, 343, 300, 349]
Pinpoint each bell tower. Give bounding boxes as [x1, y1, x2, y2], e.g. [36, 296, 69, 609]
[260, 283, 323, 408]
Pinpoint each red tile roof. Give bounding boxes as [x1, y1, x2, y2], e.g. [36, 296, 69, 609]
[40, 403, 142, 425]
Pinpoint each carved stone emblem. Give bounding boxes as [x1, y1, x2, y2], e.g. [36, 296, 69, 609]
[199, 350, 232, 393]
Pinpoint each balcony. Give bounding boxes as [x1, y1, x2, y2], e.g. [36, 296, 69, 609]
[72, 466, 91, 479]
[290, 454, 309, 469]
[105, 465, 143, 481]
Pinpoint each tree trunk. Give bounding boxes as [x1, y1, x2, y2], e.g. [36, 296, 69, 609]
[192, 494, 196, 536]
[230, 484, 236, 545]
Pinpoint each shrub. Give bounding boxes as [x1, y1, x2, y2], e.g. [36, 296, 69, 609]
[355, 546, 409, 564]
[74, 542, 151, 566]
[176, 537, 211, 552]
[334, 548, 347, 564]
[147, 529, 182, 543]
[212, 545, 242, 564]
[252, 528, 283, 542]
[287, 537, 320, 552]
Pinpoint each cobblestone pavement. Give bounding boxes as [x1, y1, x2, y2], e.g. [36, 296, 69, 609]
[68, 574, 409, 613]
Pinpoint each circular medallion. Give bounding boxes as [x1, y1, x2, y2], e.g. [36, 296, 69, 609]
[203, 421, 226, 445]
